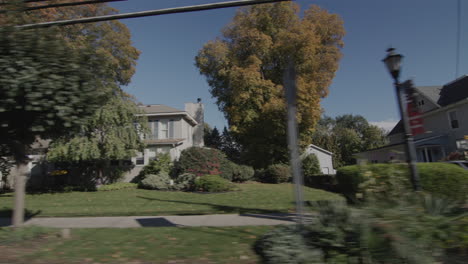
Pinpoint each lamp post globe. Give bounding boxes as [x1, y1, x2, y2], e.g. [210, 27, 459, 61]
[383, 48, 403, 82]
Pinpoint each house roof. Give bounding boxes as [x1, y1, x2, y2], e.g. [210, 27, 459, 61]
[414, 86, 442, 107]
[307, 144, 333, 155]
[138, 104, 198, 126]
[139, 104, 184, 114]
[438, 75, 468, 106]
[388, 75, 468, 136]
[388, 120, 403, 136]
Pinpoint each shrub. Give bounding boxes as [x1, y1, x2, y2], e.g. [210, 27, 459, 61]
[219, 159, 236, 181]
[193, 175, 235, 192]
[254, 225, 322, 264]
[138, 172, 172, 190]
[302, 153, 321, 176]
[173, 147, 226, 177]
[173, 173, 197, 191]
[336, 163, 468, 202]
[260, 164, 291, 183]
[98, 182, 137, 191]
[133, 154, 172, 183]
[232, 165, 255, 182]
[255, 201, 444, 264]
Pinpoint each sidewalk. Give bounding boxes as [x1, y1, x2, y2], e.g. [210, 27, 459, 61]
[0, 213, 298, 228]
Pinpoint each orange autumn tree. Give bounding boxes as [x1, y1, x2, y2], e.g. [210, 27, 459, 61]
[195, 3, 345, 168]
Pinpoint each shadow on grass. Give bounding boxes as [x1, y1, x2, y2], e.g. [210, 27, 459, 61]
[136, 195, 287, 215]
[0, 208, 42, 227]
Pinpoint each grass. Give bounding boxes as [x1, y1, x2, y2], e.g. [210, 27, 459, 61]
[0, 183, 343, 217]
[0, 226, 273, 264]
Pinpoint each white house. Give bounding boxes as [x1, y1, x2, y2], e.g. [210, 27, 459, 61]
[356, 75, 468, 163]
[304, 144, 336, 174]
[124, 101, 205, 180]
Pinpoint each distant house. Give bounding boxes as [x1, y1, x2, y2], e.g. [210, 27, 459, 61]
[356, 75, 468, 163]
[304, 144, 336, 174]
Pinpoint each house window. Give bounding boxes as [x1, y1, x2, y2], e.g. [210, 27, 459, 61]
[148, 120, 158, 139]
[417, 100, 425, 106]
[448, 111, 459, 129]
[159, 120, 168, 139]
[135, 157, 144, 165]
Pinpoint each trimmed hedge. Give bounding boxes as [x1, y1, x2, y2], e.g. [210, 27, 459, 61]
[336, 163, 468, 202]
[193, 175, 235, 192]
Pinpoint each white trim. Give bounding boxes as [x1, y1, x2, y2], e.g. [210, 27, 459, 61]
[137, 112, 198, 126]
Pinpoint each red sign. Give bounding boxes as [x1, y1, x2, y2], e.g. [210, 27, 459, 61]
[406, 88, 425, 136]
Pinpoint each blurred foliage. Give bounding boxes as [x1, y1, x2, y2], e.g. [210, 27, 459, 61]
[336, 163, 468, 203]
[196, 3, 345, 168]
[256, 198, 465, 263]
[312, 115, 388, 168]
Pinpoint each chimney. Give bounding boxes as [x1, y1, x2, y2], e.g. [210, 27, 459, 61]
[185, 99, 204, 147]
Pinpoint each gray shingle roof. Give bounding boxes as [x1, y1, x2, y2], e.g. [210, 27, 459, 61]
[438, 75, 468, 106]
[139, 104, 183, 114]
[414, 86, 442, 106]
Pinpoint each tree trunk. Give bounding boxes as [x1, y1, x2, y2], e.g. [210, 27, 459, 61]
[12, 144, 29, 228]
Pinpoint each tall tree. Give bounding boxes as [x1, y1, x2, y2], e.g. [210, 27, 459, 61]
[0, 1, 140, 225]
[47, 93, 147, 182]
[312, 114, 388, 167]
[0, 24, 110, 226]
[204, 125, 222, 150]
[195, 3, 344, 168]
[220, 127, 242, 163]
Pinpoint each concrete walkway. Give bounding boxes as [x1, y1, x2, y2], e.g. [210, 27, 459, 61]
[0, 213, 298, 228]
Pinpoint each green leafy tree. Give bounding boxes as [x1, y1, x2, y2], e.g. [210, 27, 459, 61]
[204, 125, 222, 150]
[0, 24, 111, 225]
[312, 114, 388, 167]
[47, 94, 147, 181]
[220, 127, 242, 163]
[195, 3, 344, 168]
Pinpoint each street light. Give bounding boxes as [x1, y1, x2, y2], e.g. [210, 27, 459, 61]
[383, 48, 421, 191]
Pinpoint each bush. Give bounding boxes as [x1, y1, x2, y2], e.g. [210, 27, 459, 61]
[98, 182, 137, 191]
[302, 153, 321, 176]
[259, 164, 291, 183]
[254, 225, 322, 264]
[336, 163, 468, 202]
[232, 165, 254, 182]
[138, 172, 172, 190]
[193, 175, 235, 192]
[173, 147, 226, 177]
[133, 154, 172, 183]
[255, 200, 445, 264]
[173, 173, 197, 191]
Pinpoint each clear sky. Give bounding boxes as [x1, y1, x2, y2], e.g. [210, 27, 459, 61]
[110, 0, 467, 131]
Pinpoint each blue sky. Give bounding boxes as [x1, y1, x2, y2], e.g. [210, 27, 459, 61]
[110, 0, 467, 131]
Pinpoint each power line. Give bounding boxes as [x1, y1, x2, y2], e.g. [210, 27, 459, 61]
[455, 0, 461, 78]
[0, 0, 125, 14]
[16, 0, 291, 29]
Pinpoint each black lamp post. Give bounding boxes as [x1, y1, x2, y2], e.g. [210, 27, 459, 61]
[383, 48, 421, 191]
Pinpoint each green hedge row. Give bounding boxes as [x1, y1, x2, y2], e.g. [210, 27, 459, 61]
[336, 162, 468, 201]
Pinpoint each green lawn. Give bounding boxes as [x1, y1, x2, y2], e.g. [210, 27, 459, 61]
[0, 183, 343, 217]
[0, 226, 273, 264]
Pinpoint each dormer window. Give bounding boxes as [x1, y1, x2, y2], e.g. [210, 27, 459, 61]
[417, 99, 425, 106]
[448, 111, 459, 129]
